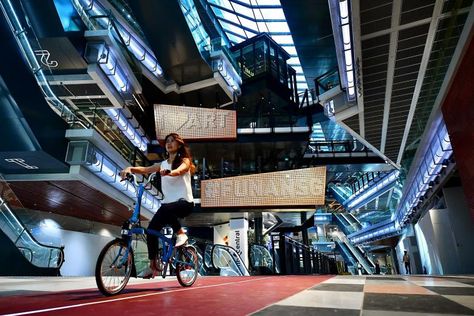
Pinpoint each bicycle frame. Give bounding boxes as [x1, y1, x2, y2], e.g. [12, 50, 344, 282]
[118, 174, 194, 271]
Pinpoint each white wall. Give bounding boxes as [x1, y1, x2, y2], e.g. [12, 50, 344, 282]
[229, 218, 249, 268]
[213, 222, 230, 246]
[415, 209, 451, 274]
[414, 187, 474, 274]
[395, 235, 418, 274]
[26, 215, 117, 276]
[59, 230, 115, 276]
[443, 187, 474, 273]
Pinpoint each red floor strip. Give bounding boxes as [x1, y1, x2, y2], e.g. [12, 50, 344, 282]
[0, 275, 333, 316]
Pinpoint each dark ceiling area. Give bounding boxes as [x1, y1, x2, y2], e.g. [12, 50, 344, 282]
[281, 0, 338, 92]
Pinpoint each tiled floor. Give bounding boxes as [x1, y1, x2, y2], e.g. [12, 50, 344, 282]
[253, 275, 474, 316]
[0, 275, 473, 315]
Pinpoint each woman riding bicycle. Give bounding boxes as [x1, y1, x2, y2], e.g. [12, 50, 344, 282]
[120, 133, 195, 277]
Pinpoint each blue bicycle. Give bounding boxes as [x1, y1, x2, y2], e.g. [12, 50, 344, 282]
[95, 173, 199, 296]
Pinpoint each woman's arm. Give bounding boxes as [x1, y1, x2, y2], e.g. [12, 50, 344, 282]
[120, 163, 161, 178]
[166, 158, 191, 176]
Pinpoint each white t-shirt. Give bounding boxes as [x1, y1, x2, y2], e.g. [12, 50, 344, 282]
[160, 159, 193, 204]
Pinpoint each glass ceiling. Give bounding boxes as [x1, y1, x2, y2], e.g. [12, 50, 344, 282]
[205, 0, 309, 96]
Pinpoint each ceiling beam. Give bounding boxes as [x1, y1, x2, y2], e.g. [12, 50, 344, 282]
[361, 7, 471, 41]
[381, 0, 402, 154]
[335, 120, 399, 169]
[397, 0, 445, 164]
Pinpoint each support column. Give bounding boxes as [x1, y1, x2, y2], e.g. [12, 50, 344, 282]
[229, 218, 249, 268]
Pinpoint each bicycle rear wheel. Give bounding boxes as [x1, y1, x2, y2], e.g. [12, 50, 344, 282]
[176, 245, 199, 287]
[95, 239, 133, 296]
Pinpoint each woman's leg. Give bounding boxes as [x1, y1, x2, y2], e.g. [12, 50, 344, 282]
[171, 201, 194, 233]
[146, 206, 168, 260]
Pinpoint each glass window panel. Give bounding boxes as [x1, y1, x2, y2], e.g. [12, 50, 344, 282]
[260, 8, 286, 19]
[253, 8, 265, 19]
[254, 40, 267, 75]
[270, 34, 294, 44]
[278, 52, 286, 84]
[220, 21, 247, 37]
[255, 0, 281, 5]
[292, 66, 303, 73]
[231, 3, 254, 17]
[227, 33, 244, 43]
[217, 12, 240, 24]
[287, 57, 301, 65]
[241, 44, 255, 79]
[240, 17, 258, 31]
[210, 0, 233, 10]
[256, 22, 269, 32]
[283, 46, 297, 55]
[266, 21, 290, 32]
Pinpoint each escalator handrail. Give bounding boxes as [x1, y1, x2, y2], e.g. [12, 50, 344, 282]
[211, 244, 250, 276]
[0, 183, 65, 269]
[249, 243, 273, 270]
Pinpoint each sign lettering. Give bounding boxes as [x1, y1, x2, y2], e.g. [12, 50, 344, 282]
[201, 167, 326, 207]
[5, 158, 39, 169]
[154, 104, 236, 140]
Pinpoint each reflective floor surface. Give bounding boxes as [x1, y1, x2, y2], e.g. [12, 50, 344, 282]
[0, 275, 473, 316]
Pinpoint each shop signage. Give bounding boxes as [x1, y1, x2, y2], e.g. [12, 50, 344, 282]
[201, 167, 326, 207]
[154, 104, 237, 140]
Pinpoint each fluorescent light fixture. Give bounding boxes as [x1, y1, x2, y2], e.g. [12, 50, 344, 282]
[105, 108, 148, 152]
[74, 0, 164, 78]
[100, 54, 128, 92]
[329, 0, 355, 100]
[344, 170, 400, 210]
[348, 219, 398, 244]
[396, 121, 453, 226]
[83, 143, 161, 213]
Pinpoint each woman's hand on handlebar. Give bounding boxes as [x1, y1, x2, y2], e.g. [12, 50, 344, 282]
[120, 167, 133, 180]
[159, 169, 171, 176]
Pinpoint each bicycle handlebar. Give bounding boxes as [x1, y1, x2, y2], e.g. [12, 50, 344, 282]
[123, 172, 156, 188]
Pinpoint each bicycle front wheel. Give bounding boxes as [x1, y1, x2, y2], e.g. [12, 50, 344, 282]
[176, 245, 199, 287]
[95, 239, 133, 296]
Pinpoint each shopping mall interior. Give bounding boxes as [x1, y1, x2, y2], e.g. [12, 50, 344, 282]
[0, 0, 473, 315]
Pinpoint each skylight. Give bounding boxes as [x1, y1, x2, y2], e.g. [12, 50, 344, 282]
[206, 0, 309, 96]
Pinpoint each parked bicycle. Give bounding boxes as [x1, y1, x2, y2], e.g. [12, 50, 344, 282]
[95, 173, 199, 296]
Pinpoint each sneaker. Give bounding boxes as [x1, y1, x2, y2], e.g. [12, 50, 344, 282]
[175, 233, 188, 247]
[139, 267, 158, 279]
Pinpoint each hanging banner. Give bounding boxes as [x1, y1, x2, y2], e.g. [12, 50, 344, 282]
[154, 104, 237, 140]
[201, 167, 326, 208]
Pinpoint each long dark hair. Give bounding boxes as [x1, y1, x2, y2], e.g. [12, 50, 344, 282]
[165, 133, 196, 175]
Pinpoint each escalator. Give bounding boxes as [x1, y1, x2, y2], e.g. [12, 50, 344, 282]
[249, 244, 274, 275]
[344, 213, 363, 230]
[211, 244, 250, 276]
[336, 240, 356, 273]
[0, 176, 64, 276]
[333, 231, 373, 275]
[334, 213, 355, 235]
